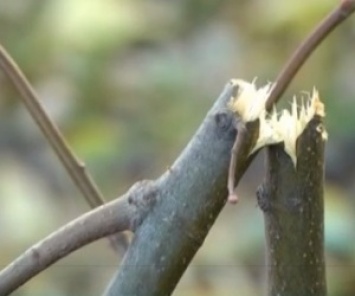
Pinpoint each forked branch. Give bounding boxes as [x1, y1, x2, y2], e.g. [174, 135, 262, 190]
[0, 1, 354, 295]
[0, 83, 242, 295]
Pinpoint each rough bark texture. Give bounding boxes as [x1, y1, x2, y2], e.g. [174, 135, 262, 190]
[258, 115, 326, 296]
[104, 82, 259, 296]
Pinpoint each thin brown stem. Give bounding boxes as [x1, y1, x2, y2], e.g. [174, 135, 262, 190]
[0, 45, 126, 252]
[266, 0, 355, 111]
[0, 45, 104, 208]
[227, 123, 247, 203]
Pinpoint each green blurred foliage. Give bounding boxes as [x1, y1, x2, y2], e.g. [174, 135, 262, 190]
[1, 0, 355, 295]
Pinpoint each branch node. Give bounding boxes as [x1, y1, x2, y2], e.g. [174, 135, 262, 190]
[214, 111, 233, 132]
[256, 183, 272, 213]
[127, 180, 158, 231]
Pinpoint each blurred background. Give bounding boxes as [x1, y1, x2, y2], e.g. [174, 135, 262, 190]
[0, 0, 355, 295]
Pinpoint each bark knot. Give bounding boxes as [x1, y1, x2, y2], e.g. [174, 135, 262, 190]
[127, 180, 158, 231]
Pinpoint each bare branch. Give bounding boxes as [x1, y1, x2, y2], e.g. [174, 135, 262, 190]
[0, 45, 128, 252]
[2, 2, 353, 293]
[227, 122, 257, 203]
[227, 131, 243, 203]
[0, 45, 105, 208]
[265, 0, 355, 110]
[0, 79, 243, 295]
[0, 180, 157, 295]
[104, 82, 259, 296]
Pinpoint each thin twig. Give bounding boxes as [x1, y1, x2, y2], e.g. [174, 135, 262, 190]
[266, 0, 355, 110]
[0, 196, 132, 295]
[227, 122, 246, 203]
[0, 180, 157, 295]
[0, 45, 104, 208]
[0, 45, 127, 252]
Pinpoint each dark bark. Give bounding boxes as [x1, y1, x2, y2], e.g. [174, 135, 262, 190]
[258, 115, 326, 296]
[104, 82, 259, 296]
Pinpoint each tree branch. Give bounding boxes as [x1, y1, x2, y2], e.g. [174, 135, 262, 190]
[103, 81, 260, 296]
[0, 45, 127, 252]
[0, 82, 258, 295]
[0, 180, 158, 295]
[2, 1, 353, 294]
[265, 0, 355, 110]
[0, 45, 106, 208]
[258, 113, 326, 295]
